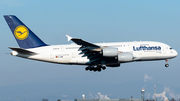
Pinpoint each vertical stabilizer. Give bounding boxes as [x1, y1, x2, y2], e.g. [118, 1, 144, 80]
[4, 15, 47, 49]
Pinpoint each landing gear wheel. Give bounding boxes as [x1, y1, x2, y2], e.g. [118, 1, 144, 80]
[102, 66, 106, 70]
[98, 68, 101, 72]
[85, 65, 106, 72]
[85, 67, 89, 71]
[165, 64, 169, 67]
[93, 69, 97, 72]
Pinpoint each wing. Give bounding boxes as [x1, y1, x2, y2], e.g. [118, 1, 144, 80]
[66, 35, 103, 64]
[66, 35, 100, 49]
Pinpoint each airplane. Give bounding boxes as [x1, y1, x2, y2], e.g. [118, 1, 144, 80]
[4, 15, 178, 72]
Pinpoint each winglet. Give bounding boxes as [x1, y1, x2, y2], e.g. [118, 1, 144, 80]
[66, 35, 72, 41]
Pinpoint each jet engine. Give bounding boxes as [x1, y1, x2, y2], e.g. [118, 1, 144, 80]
[118, 53, 133, 62]
[101, 48, 133, 62]
[102, 48, 118, 57]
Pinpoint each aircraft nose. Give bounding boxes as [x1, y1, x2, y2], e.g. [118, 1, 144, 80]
[173, 49, 178, 57]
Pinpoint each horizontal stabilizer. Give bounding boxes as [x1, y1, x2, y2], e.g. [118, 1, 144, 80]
[9, 47, 37, 55]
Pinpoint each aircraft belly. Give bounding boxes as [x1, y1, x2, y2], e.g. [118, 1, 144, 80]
[137, 54, 173, 61]
[133, 51, 167, 61]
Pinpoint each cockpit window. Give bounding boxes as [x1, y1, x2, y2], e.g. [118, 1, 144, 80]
[170, 48, 173, 49]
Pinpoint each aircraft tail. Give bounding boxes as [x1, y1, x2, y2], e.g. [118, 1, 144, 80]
[4, 15, 47, 49]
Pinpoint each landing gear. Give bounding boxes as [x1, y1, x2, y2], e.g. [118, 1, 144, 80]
[102, 66, 106, 70]
[85, 67, 89, 71]
[165, 59, 169, 67]
[85, 65, 106, 72]
[165, 64, 169, 67]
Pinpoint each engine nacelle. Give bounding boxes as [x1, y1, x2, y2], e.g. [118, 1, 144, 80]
[118, 53, 133, 62]
[102, 48, 118, 57]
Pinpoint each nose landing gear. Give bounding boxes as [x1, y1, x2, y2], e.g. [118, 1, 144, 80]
[165, 59, 169, 67]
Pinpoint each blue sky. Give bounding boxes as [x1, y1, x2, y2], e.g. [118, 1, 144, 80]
[0, 0, 180, 101]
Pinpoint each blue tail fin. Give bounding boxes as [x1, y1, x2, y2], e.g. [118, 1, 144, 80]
[4, 15, 47, 49]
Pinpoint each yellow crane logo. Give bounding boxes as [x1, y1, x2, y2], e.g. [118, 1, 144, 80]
[14, 25, 29, 40]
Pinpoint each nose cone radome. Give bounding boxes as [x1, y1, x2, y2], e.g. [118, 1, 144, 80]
[173, 49, 178, 57]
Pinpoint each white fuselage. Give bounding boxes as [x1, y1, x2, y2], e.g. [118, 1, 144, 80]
[12, 41, 178, 66]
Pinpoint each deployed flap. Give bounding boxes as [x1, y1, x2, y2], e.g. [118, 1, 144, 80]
[9, 47, 37, 55]
[66, 35, 100, 49]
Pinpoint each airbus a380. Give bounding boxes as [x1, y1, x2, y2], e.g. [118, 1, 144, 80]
[4, 15, 178, 72]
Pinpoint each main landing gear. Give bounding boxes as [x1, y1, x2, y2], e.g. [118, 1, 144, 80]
[85, 65, 106, 72]
[165, 59, 169, 67]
